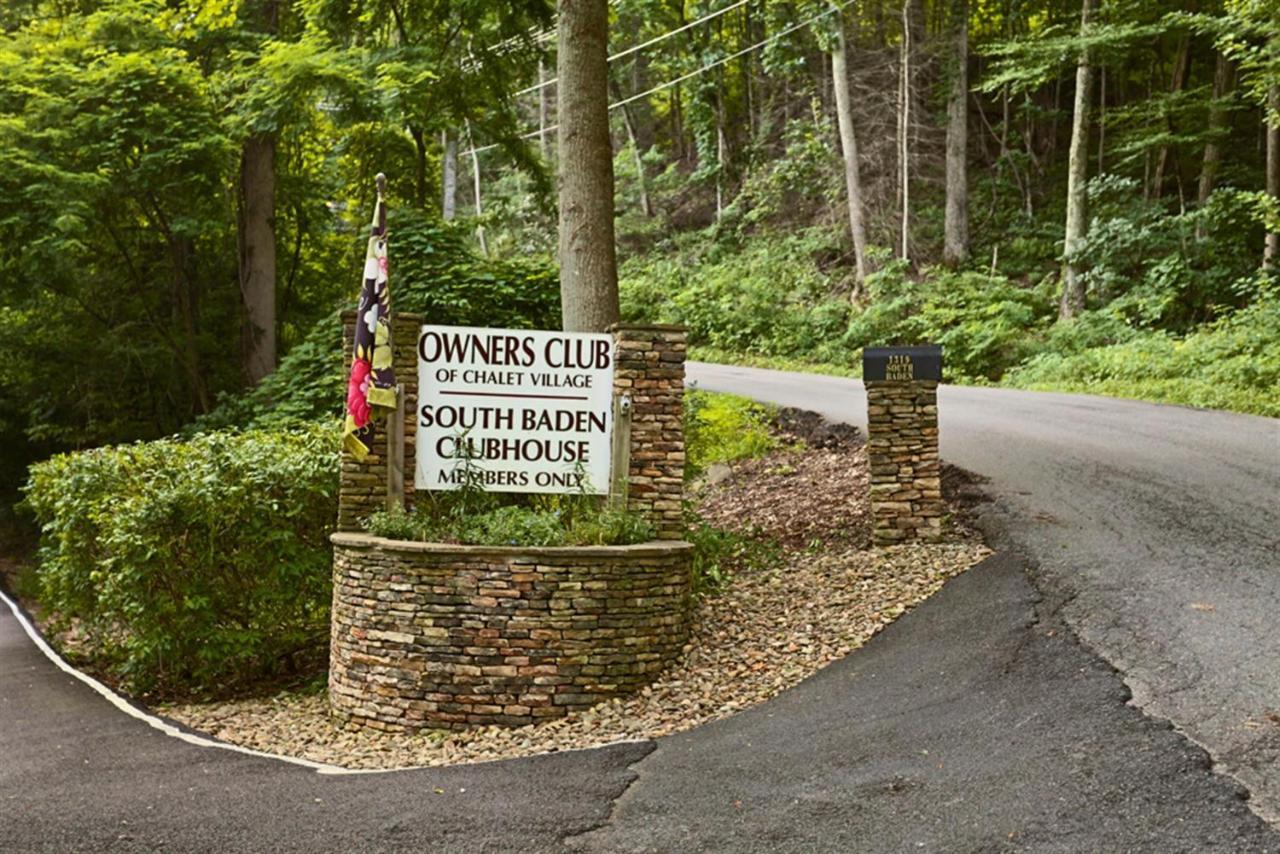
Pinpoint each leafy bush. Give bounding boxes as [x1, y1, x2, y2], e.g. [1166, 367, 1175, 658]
[1006, 298, 1280, 417]
[620, 228, 854, 359]
[621, 232, 1056, 382]
[364, 493, 655, 547]
[23, 424, 339, 695]
[195, 211, 558, 432]
[1078, 179, 1265, 330]
[684, 390, 778, 479]
[840, 262, 1054, 381]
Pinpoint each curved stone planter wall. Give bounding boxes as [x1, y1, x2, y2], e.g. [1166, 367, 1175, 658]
[329, 533, 693, 731]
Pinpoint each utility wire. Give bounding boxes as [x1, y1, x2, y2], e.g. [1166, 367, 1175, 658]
[465, 2, 842, 158]
[514, 0, 754, 96]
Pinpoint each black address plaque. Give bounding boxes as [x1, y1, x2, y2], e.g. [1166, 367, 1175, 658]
[862, 345, 943, 382]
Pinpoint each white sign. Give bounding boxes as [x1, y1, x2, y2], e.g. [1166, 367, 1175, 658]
[415, 325, 614, 494]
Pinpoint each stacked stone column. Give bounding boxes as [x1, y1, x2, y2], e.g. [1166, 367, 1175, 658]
[866, 380, 944, 545]
[338, 310, 422, 532]
[610, 324, 687, 539]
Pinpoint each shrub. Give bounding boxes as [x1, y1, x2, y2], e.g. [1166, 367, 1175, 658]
[619, 228, 853, 359]
[363, 493, 655, 547]
[684, 391, 778, 479]
[194, 211, 559, 432]
[684, 510, 780, 598]
[1006, 298, 1280, 417]
[841, 263, 1054, 381]
[23, 424, 339, 696]
[1078, 179, 1264, 330]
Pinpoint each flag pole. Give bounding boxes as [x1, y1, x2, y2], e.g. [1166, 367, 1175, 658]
[375, 172, 405, 511]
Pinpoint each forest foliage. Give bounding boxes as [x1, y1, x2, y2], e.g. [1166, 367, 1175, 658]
[2, 0, 1277, 480]
[6, 0, 1277, 696]
[23, 424, 338, 694]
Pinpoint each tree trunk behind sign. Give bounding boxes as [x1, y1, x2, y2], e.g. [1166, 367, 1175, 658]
[557, 0, 620, 332]
[943, 0, 970, 266]
[1060, 0, 1095, 320]
[1266, 85, 1280, 270]
[830, 15, 869, 287]
[441, 130, 457, 221]
[239, 133, 276, 383]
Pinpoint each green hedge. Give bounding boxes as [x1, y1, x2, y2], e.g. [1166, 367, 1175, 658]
[24, 424, 339, 696]
[1006, 299, 1280, 417]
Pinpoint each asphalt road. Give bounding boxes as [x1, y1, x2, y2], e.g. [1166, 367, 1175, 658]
[2, 366, 1277, 852]
[688, 363, 1280, 822]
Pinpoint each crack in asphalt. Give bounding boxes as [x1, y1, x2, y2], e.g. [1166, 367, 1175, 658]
[976, 494, 1273, 827]
[561, 740, 658, 851]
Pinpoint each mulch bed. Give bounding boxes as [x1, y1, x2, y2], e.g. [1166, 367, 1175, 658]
[158, 411, 990, 770]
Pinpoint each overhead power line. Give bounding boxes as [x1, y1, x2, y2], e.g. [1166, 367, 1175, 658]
[465, 2, 843, 158]
[514, 0, 754, 96]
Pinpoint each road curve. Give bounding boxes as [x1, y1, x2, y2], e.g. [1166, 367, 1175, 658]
[2, 367, 1278, 851]
[689, 362, 1280, 820]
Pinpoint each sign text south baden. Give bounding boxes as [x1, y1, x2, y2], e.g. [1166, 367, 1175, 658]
[415, 325, 615, 494]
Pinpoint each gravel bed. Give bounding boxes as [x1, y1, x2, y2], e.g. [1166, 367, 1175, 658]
[159, 435, 989, 770]
[160, 541, 986, 770]
[154, 419, 983, 768]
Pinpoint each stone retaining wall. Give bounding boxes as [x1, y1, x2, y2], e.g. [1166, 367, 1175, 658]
[611, 324, 687, 539]
[865, 380, 944, 545]
[329, 533, 693, 731]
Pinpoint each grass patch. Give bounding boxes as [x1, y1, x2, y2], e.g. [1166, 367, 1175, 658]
[690, 347, 861, 379]
[684, 390, 781, 479]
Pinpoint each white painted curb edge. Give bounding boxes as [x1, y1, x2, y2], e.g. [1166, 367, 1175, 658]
[0, 587, 651, 777]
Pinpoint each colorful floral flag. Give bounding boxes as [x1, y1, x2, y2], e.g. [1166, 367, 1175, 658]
[344, 176, 397, 460]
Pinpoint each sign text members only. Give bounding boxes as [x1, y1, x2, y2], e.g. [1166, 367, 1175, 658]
[415, 325, 615, 494]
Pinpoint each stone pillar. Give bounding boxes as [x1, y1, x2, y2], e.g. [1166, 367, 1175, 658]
[611, 324, 687, 540]
[863, 346, 944, 545]
[338, 310, 422, 532]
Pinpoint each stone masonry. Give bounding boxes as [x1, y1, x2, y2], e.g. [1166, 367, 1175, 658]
[338, 310, 422, 532]
[865, 380, 944, 545]
[611, 324, 687, 539]
[329, 533, 692, 731]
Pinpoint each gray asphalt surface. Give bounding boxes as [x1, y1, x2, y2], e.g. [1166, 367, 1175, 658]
[2, 366, 1277, 852]
[688, 363, 1280, 821]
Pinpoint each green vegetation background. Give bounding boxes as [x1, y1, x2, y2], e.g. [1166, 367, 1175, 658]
[6, 0, 1279, 698]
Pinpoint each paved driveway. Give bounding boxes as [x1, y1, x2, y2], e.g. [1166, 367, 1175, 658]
[3, 367, 1277, 852]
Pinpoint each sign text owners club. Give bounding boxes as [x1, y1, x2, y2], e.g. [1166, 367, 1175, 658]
[415, 325, 615, 494]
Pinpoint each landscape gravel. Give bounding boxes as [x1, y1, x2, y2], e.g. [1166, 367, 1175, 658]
[159, 433, 990, 770]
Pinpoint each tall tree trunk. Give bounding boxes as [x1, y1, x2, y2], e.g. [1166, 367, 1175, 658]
[715, 92, 726, 220]
[1096, 64, 1106, 173]
[167, 231, 212, 414]
[673, 84, 685, 163]
[1060, 0, 1095, 320]
[1153, 33, 1192, 201]
[464, 119, 487, 256]
[239, 133, 276, 383]
[1197, 53, 1234, 218]
[611, 79, 653, 217]
[410, 127, 427, 207]
[943, 0, 969, 266]
[1265, 85, 1280, 270]
[441, 130, 457, 220]
[908, 0, 926, 49]
[557, 0, 619, 332]
[539, 60, 551, 161]
[830, 13, 870, 287]
[898, 0, 911, 261]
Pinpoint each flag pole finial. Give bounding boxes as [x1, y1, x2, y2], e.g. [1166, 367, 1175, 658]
[375, 172, 387, 199]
